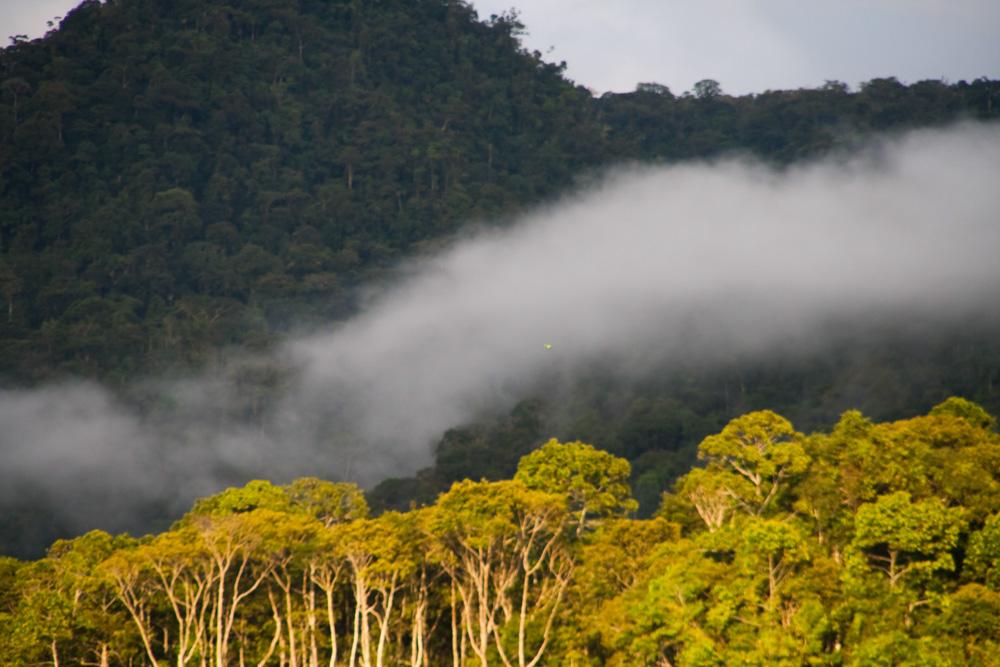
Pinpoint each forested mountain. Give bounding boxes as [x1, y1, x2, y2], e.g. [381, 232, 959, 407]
[2, 0, 1000, 561]
[0, 0, 604, 381]
[1, 0, 997, 382]
[3, 399, 1000, 665]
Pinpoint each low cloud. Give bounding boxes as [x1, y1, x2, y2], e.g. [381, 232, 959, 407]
[2, 123, 999, 549]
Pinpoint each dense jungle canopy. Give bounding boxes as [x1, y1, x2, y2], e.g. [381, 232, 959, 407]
[3, 399, 1000, 665]
[2, 0, 1000, 602]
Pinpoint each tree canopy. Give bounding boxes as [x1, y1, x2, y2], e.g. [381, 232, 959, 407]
[3, 400, 1000, 664]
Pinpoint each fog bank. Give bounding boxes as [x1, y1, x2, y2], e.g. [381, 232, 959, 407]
[285, 122, 1000, 474]
[3, 123, 1000, 549]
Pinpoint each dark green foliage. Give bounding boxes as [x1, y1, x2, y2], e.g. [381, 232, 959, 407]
[0, 0, 603, 380]
[1, 1, 997, 382]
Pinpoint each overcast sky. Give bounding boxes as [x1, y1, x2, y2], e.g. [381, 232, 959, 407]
[2, 0, 999, 95]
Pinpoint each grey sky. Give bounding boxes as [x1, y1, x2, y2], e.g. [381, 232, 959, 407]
[3, 0, 998, 94]
[470, 0, 1000, 95]
[1, 0, 68, 40]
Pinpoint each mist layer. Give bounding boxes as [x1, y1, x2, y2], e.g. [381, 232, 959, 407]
[286, 122, 1000, 473]
[3, 123, 1000, 546]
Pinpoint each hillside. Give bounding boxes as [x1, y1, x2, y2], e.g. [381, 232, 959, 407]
[0, 0, 604, 381]
[1, 0, 997, 382]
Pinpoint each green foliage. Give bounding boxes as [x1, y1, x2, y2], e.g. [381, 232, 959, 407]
[938, 583, 1000, 665]
[334, 510, 421, 579]
[177, 477, 370, 541]
[0, 0, 605, 381]
[850, 492, 965, 591]
[693, 410, 810, 518]
[515, 438, 638, 531]
[430, 478, 567, 550]
[966, 513, 1000, 590]
[285, 476, 369, 526]
[1, 530, 139, 666]
[2, 0, 1000, 656]
[929, 395, 997, 430]
[2, 400, 1000, 665]
[181, 478, 292, 520]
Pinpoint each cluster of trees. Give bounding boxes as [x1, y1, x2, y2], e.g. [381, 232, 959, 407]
[3, 397, 999, 665]
[371, 332, 1000, 518]
[597, 76, 1000, 163]
[1, 0, 998, 382]
[0, 440, 635, 666]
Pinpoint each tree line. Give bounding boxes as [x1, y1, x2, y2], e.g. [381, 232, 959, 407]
[3, 397, 999, 665]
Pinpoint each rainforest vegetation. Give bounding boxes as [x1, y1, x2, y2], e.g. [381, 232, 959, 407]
[2, 398, 1000, 665]
[2, 1, 1000, 656]
[1, 0, 998, 384]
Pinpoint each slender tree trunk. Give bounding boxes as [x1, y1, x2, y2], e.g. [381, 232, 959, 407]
[306, 573, 319, 667]
[409, 572, 428, 667]
[360, 583, 372, 667]
[284, 584, 298, 667]
[325, 587, 338, 667]
[450, 579, 460, 667]
[113, 582, 160, 666]
[768, 553, 777, 608]
[518, 570, 531, 667]
[349, 587, 362, 667]
[215, 558, 228, 667]
[257, 594, 283, 667]
[478, 555, 490, 666]
[374, 573, 398, 667]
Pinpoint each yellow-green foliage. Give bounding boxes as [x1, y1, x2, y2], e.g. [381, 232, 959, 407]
[2, 399, 999, 666]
